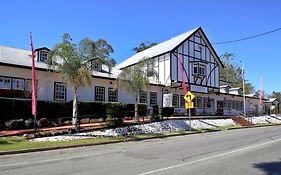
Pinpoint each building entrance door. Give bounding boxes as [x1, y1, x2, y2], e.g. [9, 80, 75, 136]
[217, 101, 224, 116]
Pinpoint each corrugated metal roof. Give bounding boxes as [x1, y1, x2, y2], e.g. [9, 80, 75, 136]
[0, 45, 120, 79]
[115, 27, 200, 69]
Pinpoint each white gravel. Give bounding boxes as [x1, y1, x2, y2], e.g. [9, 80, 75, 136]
[30, 135, 93, 142]
[250, 115, 281, 125]
[30, 116, 281, 142]
[31, 119, 236, 142]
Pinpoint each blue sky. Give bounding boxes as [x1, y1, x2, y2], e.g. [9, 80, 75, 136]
[0, 0, 280, 94]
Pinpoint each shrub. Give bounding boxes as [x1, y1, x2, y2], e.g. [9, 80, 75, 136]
[106, 103, 125, 119]
[78, 102, 107, 119]
[106, 117, 124, 128]
[25, 119, 35, 129]
[123, 104, 135, 117]
[150, 115, 160, 122]
[138, 104, 148, 117]
[162, 107, 174, 117]
[152, 105, 159, 115]
[37, 118, 54, 128]
[5, 119, 25, 130]
[0, 120, 5, 130]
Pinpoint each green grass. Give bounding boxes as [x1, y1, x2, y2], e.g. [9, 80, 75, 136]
[0, 123, 279, 153]
[0, 136, 125, 152]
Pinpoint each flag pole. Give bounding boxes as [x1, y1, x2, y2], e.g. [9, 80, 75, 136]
[177, 53, 191, 130]
[30, 32, 37, 138]
[259, 75, 263, 115]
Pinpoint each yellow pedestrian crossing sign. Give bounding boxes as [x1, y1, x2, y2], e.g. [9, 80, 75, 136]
[185, 102, 194, 109]
[184, 91, 195, 102]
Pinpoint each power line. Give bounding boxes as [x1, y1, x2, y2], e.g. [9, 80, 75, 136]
[212, 27, 281, 45]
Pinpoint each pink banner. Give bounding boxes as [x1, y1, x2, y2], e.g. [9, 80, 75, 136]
[30, 32, 37, 116]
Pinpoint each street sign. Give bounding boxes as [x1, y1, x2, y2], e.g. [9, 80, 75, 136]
[185, 102, 194, 109]
[184, 91, 195, 102]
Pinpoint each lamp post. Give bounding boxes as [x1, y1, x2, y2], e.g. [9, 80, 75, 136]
[241, 62, 246, 118]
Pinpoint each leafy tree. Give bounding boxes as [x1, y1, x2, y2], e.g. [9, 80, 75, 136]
[220, 52, 254, 94]
[117, 58, 157, 118]
[132, 41, 157, 53]
[254, 90, 269, 98]
[47, 33, 114, 130]
[271, 91, 281, 113]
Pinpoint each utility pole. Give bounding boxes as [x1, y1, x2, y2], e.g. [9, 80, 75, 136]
[241, 63, 246, 118]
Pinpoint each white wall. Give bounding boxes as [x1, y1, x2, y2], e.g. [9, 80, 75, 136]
[0, 65, 165, 108]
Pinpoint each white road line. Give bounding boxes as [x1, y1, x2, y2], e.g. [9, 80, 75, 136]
[137, 137, 281, 175]
[0, 150, 123, 168]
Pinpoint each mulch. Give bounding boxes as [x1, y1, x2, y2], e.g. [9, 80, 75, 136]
[0, 122, 106, 137]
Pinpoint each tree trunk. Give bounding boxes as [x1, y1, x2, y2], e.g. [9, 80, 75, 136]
[135, 94, 140, 119]
[72, 87, 78, 131]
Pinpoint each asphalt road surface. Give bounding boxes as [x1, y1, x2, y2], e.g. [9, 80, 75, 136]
[1, 126, 281, 175]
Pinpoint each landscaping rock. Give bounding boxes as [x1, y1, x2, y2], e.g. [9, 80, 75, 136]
[80, 118, 90, 124]
[25, 119, 35, 129]
[5, 119, 25, 130]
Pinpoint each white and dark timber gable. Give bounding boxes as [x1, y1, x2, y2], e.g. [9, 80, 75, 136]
[116, 27, 224, 94]
[170, 28, 223, 93]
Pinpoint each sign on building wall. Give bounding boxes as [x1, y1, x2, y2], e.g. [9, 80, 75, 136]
[163, 93, 173, 107]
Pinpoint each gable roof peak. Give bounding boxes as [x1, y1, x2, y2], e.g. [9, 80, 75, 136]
[115, 27, 201, 69]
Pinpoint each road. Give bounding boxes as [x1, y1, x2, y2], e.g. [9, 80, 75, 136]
[0, 126, 281, 175]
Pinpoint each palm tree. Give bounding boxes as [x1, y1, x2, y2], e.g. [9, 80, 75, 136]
[47, 33, 114, 131]
[117, 58, 157, 118]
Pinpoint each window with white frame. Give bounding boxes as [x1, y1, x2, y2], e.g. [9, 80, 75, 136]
[12, 78, 25, 90]
[54, 82, 66, 101]
[196, 97, 202, 108]
[150, 92, 157, 106]
[140, 91, 147, 104]
[193, 63, 206, 77]
[95, 86, 105, 101]
[24, 79, 38, 92]
[91, 61, 102, 71]
[0, 77, 11, 89]
[180, 95, 185, 107]
[108, 88, 118, 102]
[172, 94, 179, 107]
[39, 51, 48, 62]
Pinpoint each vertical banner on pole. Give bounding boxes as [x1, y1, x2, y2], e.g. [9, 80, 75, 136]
[30, 32, 37, 136]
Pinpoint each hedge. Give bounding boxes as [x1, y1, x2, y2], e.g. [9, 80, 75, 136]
[0, 99, 149, 122]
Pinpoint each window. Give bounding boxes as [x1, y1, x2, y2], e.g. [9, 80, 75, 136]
[140, 91, 147, 104]
[180, 95, 185, 107]
[172, 94, 179, 107]
[203, 97, 211, 108]
[0, 77, 11, 89]
[199, 64, 206, 75]
[196, 97, 202, 108]
[24, 79, 38, 92]
[12, 78, 25, 90]
[95, 86, 105, 101]
[54, 82, 66, 101]
[91, 61, 102, 71]
[150, 92, 157, 106]
[193, 63, 206, 77]
[108, 88, 118, 102]
[39, 51, 48, 62]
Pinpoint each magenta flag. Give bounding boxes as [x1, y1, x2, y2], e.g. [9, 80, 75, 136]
[259, 75, 263, 107]
[178, 53, 187, 94]
[30, 32, 37, 116]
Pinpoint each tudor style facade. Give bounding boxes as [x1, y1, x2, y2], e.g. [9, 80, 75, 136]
[0, 27, 264, 117]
